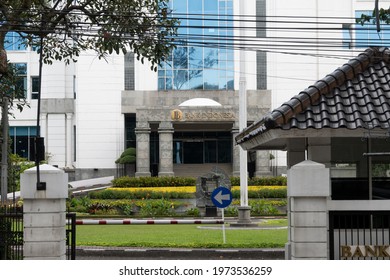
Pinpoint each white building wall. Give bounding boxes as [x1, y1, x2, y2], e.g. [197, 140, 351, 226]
[47, 114, 66, 166]
[74, 52, 124, 170]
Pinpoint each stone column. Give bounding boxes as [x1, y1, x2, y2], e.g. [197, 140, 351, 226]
[135, 123, 151, 177]
[158, 121, 174, 177]
[232, 127, 240, 177]
[254, 150, 272, 177]
[20, 164, 68, 260]
[286, 160, 330, 260]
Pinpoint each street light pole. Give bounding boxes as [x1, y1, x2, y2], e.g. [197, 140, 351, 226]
[233, 0, 254, 227]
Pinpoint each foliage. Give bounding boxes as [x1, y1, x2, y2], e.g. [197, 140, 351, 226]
[249, 200, 280, 216]
[0, 63, 30, 113]
[185, 207, 200, 217]
[112, 176, 196, 188]
[89, 187, 194, 200]
[138, 199, 176, 217]
[357, 7, 390, 26]
[112, 176, 287, 188]
[230, 176, 287, 186]
[9, 154, 35, 192]
[88, 185, 286, 200]
[115, 147, 136, 164]
[72, 198, 183, 216]
[227, 199, 286, 216]
[0, 0, 179, 75]
[231, 186, 287, 199]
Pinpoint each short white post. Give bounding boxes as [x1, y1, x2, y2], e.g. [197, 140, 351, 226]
[286, 160, 330, 260]
[20, 164, 68, 260]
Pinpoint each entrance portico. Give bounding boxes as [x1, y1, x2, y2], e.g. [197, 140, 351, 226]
[122, 90, 272, 178]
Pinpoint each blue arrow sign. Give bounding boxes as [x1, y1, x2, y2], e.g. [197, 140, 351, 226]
[211, 187, 232, 208]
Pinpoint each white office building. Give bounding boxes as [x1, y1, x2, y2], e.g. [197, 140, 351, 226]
[5, 0, 386, 180]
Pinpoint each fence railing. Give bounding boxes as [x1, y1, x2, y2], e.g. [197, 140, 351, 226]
[0, 207, 76, 260]
[0, 207, 23, 260]
[329, 210, 390, 260]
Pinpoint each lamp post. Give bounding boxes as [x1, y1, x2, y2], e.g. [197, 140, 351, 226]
[232, 0, 254, 227]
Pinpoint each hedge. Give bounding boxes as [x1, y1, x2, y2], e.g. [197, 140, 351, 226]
[88, 185, 286, 200]
[112, 176, 287, 188]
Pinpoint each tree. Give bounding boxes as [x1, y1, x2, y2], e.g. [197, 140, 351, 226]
[0, 0, 179, 204]
[0, 0, 178, 75]
[356, 2, 390, 28]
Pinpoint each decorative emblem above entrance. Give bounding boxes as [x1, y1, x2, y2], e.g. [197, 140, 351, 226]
[171, 109, 183, 121]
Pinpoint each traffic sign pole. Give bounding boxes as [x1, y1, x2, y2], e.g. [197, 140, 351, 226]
[222, 208, 226, 244]
[211, 187, 232, 244]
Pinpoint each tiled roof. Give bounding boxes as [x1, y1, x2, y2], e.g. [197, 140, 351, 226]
[236, 47, 390, 145]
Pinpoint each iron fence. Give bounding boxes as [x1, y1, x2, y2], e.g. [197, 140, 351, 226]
[0, 207, 23, 260]
[66, 213, 76, 260]
[329, 211, 390, 260]
[0, 207, 76, 260]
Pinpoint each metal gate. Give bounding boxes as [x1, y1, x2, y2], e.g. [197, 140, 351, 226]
[0, 208, 23, 260]
[329, 211, 390, 260]
[0, 207, 76, 260]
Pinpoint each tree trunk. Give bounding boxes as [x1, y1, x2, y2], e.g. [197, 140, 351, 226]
[0, 32, 8, 76]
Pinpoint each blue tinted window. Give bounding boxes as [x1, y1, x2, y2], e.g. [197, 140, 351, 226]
[9, 126, 37, 159]
[5, 32, 27, 51]
[354, 11, 390, 48]
[158, 0, 234, 91]
[12, 63, 27, 98]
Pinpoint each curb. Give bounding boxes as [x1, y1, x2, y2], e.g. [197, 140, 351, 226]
[76, 246, 285, 260]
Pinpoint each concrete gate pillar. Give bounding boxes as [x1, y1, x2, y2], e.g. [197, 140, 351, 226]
[20, 164, 68, 260]
[286, 160, 330, 260]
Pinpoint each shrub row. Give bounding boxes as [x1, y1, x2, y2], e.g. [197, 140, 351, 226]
[88, 185, 286, 200]
[89, 187, 194, 200]
[67, 198, 286, 217]
[230, 176, 287, 186]
[112, 176, 287, 188]
[67, 198, 189, 217]
[112, 176, 196, 188]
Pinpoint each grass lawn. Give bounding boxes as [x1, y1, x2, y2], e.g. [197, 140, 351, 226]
[76, 219, 288, 248]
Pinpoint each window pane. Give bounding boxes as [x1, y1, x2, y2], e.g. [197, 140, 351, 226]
[204, 69, 218, 89]
[188, 74, 203, 90]
[173, 47, 188, 69]
[173, 141, 183, 164]
[205, 141, 217, 163]
[31, 77, 39, 99]
[184, 142, 203, 163]
[173, 70, 189, 90]
[218, 140, 232, 163]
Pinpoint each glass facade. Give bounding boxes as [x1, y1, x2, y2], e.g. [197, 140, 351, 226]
[9, 126, 37, 159]
[173, 131, 232, 164]
[158, 0, 234, 90]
